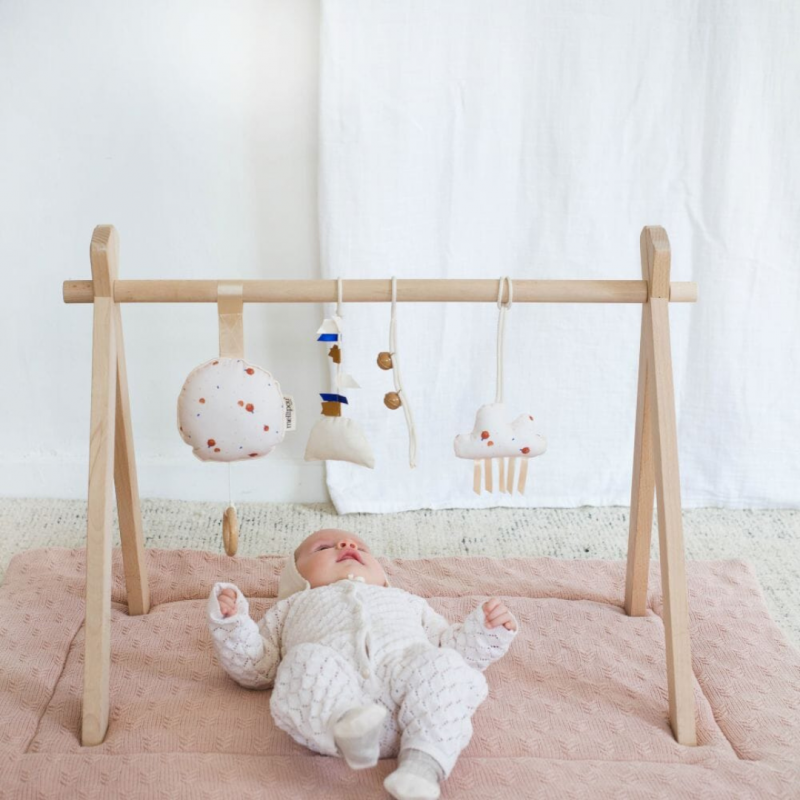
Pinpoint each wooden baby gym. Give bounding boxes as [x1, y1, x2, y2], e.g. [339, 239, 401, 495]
[63, 223, 698, 749]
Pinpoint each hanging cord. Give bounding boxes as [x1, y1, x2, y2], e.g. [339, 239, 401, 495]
[390, 277, 417, 468]
[228, 462, 235, 511]
[334, 277, 343, 393]
[495, 276, 513, 404]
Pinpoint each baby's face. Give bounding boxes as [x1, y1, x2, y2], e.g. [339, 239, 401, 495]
[294, 529, 386, 589]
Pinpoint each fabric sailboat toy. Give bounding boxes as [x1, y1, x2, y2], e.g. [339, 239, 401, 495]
[305, 278, 375, 468]
[454, 277, 546, 494]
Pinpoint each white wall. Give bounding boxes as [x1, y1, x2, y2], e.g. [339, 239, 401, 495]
[0, 0, 329, 502]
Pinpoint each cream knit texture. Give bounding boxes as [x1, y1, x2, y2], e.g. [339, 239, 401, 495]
[207, 577, 517, 777]
[333, 703, 388, 769]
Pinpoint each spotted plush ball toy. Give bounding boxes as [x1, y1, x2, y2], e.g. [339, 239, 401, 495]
[177, 357, 287, 463]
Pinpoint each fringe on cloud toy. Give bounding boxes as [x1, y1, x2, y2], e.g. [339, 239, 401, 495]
[454, 277, 546, 494]
[304, 278, 375, 468]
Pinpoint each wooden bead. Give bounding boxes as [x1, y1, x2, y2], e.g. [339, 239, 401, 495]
[384, 391, 402, 410]
[377, 351, 393, 370]
[222, 506, 239, 556]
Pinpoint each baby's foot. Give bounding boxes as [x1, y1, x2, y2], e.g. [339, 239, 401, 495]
[383, 748, 444, 800]
[332, 703, 387, 769]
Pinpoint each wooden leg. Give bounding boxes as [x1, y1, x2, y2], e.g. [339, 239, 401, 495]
[82, 293, 117, 746]
[625, 298, 656, 616]
[113, 302, 150, 617]
[648, 294, 697, 746]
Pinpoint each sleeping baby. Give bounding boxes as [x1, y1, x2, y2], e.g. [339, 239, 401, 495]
[206, 528, 519, 800]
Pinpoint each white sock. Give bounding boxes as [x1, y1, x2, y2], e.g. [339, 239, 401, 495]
[383, 748, 445, 800]
[332, 703, 387, 770]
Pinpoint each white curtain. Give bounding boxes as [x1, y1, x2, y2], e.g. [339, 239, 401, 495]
[318, 0, 800, 513]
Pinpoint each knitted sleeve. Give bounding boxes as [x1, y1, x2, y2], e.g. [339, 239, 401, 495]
[207, 581, 290, 690]
[420, 599, 519, 672]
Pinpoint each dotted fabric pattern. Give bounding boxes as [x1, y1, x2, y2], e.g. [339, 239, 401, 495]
[208, 578, 507, 777]
[177, 357, 286, 463]
[1, 547, 799, 798]
[454, 402, 546, 460]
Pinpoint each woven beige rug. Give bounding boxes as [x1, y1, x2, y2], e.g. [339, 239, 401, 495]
[1, 546, 799, 799]
[1, 499, 798, 648]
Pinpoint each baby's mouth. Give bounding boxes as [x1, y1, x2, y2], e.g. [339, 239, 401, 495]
[337, 551, 362, 565]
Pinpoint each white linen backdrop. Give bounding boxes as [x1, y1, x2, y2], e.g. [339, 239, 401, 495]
[318, 0, 800, 514]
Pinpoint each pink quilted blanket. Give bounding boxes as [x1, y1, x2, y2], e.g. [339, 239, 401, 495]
[1, 547, 799, 799]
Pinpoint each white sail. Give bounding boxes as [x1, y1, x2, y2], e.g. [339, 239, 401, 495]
[316, 317, 341, 335]
[337, 372, 360, 389]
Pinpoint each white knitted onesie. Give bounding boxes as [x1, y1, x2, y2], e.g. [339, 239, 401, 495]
[207, 576, 518, 779]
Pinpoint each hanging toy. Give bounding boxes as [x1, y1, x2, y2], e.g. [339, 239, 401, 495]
[177, 282, 294, 555]
[305, 278, 375, 468]
[454, 276, 546, 494]
[377, 276, 417, 468]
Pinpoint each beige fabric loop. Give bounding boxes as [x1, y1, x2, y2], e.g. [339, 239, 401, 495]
[217, 282, 244, 358]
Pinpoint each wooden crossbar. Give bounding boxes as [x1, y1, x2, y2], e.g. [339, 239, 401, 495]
[63, 278, 697, 304]
[70, 223, 698, 748]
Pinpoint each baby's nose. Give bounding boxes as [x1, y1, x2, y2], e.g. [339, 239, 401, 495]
[337, 538, 358, 550]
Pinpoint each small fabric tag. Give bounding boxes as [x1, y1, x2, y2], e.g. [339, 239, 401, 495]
[284, 396, 296, 431]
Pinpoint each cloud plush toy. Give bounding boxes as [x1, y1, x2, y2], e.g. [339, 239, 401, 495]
[455, 402, 546, 494]
[455, 403, 546, 459]
[454, 276, 546, 496]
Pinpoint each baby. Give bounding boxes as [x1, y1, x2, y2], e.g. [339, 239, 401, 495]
[207, 528, 519, 800]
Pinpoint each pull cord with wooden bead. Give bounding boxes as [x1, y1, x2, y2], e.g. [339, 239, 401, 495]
[218, 282, 242, 556]
[378, 277, 417, 468]
[178, 282, 292, 557]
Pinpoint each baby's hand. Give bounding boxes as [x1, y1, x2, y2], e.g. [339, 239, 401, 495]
[217, 587, 238, 618]
[482, 598, 517, 631]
